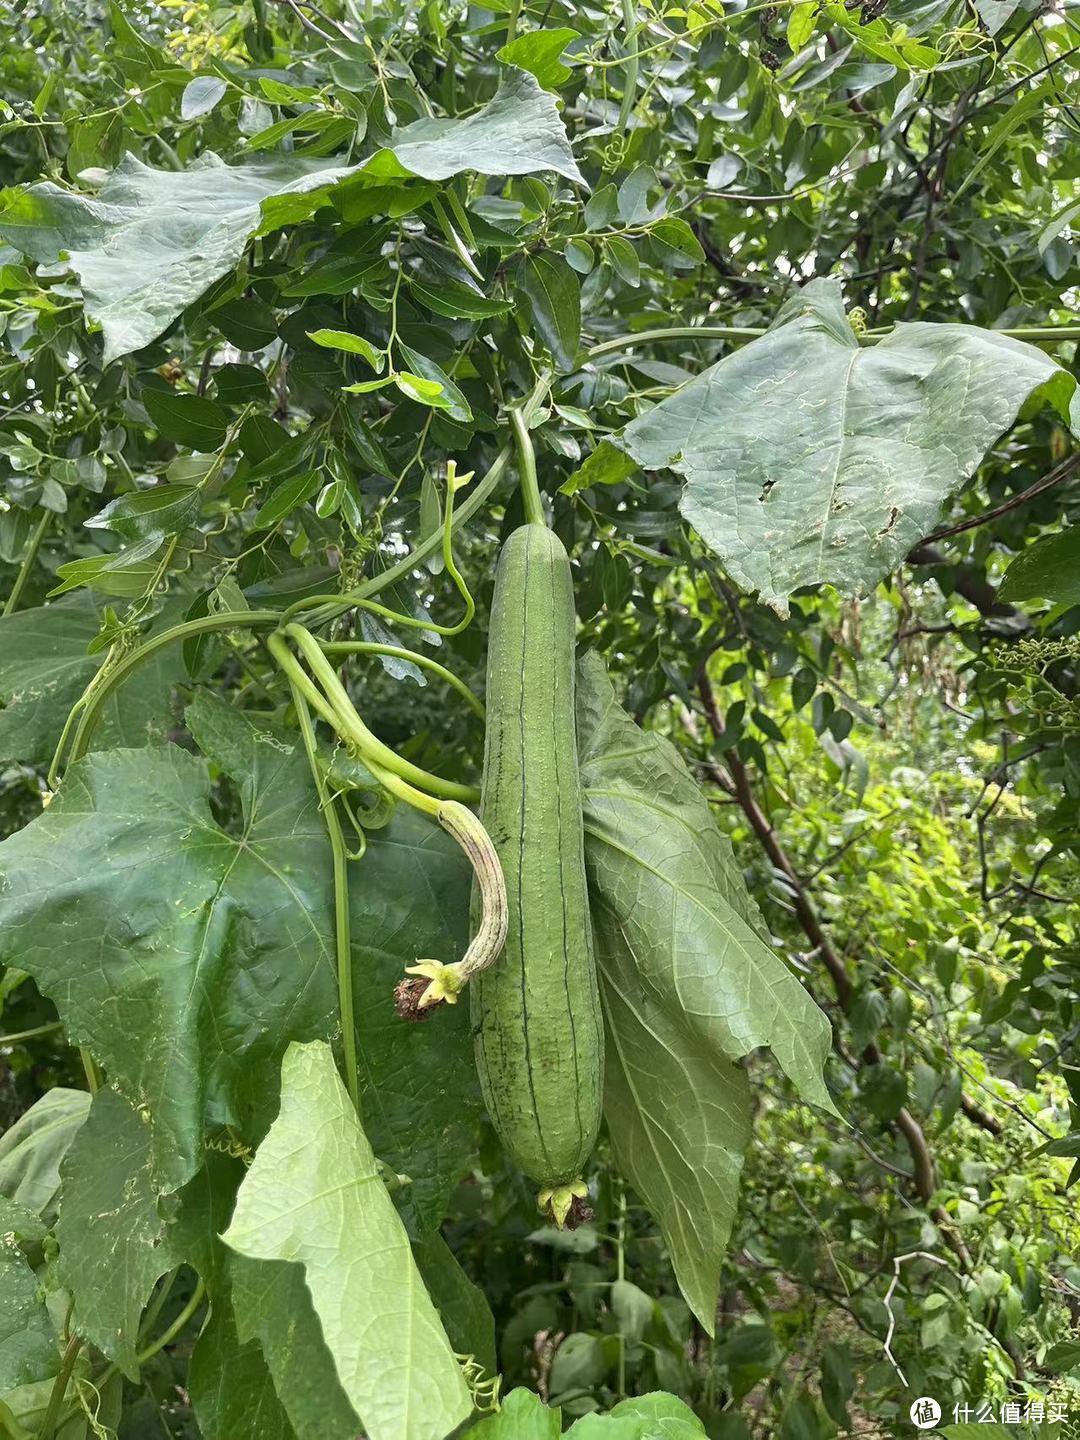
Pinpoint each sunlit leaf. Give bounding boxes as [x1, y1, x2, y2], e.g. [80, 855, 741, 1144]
[223, 1040, 473, 1440]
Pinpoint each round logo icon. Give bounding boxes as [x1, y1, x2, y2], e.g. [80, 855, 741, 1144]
[910, 1398, 942, 1430]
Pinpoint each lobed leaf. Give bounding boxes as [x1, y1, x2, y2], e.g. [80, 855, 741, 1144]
[0, 694, 337, 1189]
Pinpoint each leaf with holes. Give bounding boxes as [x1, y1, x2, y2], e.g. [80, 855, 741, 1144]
[617, 279, 1079, 614]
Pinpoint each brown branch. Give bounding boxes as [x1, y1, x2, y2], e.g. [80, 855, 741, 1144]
[960, 1093, 1004, 1136]
[696, 668, 990, 1275]
[921, 451, 1080, 546]
[906, 544, 1028, 623]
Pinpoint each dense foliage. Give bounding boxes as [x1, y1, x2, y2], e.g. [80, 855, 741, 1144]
[1, 0, 1079, 1436]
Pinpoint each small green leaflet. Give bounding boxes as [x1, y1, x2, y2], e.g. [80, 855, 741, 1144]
[408, 278, 511, 320]
[211, 296, 278, 350]
[49, 532, 165, 598]
[0, 1089, 90, 1220]
[560, 440, 638, 496]
[85, 482, 202, 542]
[495, 28, 580, 91]
[518, 252, 581, 372]
[397, 343, 473, 421]
[306, 328, 385, 371]
[252, 470, 322, 528]
[647, 218, 705, 270]
[787, 2, 817, 50]
[223, 1041, 473, 1440]
[181, 75, 228, 121]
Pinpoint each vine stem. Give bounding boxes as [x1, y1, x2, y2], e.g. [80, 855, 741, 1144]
[363, 757, 440, 818]
[64, 1277, 211, 1427]
[510, 406, 544, 527]
[135, 1279, 206, 1365]
[281, 624, 479, 804]
[61, 610, 280, 773]
[617, 0, 639, 133]
[319, 640, 485, 718]
[2, 509, 50, 618]
[269, 635, 360, 1116]
[37, 1334, 82, 1440]
[615, 1183, 627, 1399]
[0, 1020, 63, 1044]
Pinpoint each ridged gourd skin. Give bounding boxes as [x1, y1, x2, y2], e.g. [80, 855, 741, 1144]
[472, 522, 604, 1186]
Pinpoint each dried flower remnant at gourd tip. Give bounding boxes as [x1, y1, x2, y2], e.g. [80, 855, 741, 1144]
[394, 800, 508, 1020]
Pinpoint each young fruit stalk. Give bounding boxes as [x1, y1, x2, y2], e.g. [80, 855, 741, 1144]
[472, 416, 604, 1228]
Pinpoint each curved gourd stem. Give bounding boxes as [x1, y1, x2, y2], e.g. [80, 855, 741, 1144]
[54, 610, 281, 783]
[266, 630, 502, 1008]
[366, 759, 507, 1013]
[281, 624, 479, 805]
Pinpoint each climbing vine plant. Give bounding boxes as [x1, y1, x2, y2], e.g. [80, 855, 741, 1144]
[1, 0, 1079, 1436]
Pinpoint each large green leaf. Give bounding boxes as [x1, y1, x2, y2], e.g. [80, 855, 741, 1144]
[179, 1156, 307, 1440]
[466, 1388, 561, 1438]
[0, 153, 360, 362]
[387, 66, 583, 184]
[413, 1233, 497, 1380]
[222, 1041, 473, 1440]
[617, 279, 1079, 614]
[0, 68, 579, 365]
[0, 1088, 90, 1220]
[55, 1087, 179, 1377]
[350, 806, 485, 1235]
[607, 1393, 706, 1433]
[0, 695, 336, 1189]
[577, 653, 833, 1331]
[997, 525, 1080, 606]
[0, 594, 185, 767]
